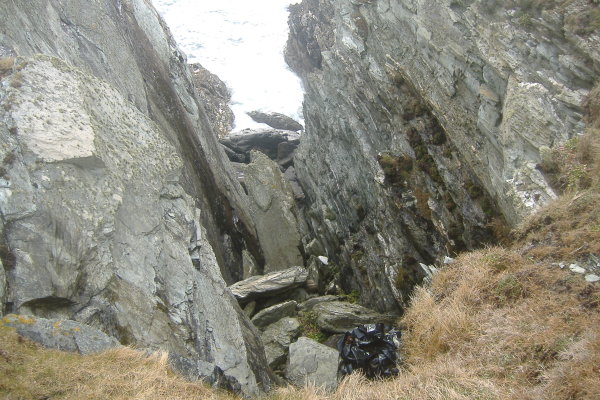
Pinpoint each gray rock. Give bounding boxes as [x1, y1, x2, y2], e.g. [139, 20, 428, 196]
[2, 314, 119, 355]
[252, 301, 298, 330]
[241, 151, 304, 273]
[569, 264, 587, 274]
[286, 336, 339, 391]
[585, 274, 600, 283]
[229, 266, 309, 302]
[261, 317, 302, 370]
[285, 0, 599, 313]
[0, 0, 277, 394]
[0, 55, 272, 395]
[190, 63, 234, 137]
[313, 301, 398, 333]
[247, 111, 304, 131]
[299, 295, 343, 312]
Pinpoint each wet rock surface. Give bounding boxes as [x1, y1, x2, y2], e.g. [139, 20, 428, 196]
[286, 336, 339, 391]
[1, 314, 120, 355]
[219, 129, 301, 168]
[247, 111, 304, 132]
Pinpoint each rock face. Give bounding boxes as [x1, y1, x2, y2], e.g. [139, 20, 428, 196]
[0, 55, 272, 395]
[190, 63, 234, 137]
[286, 0, 600, 312]
[241, 151, 304, 273]
[1, 314, 120, 355]
[247, 111, 304, 131]
[0, 0, 274, 394]
[229, 266, 309, 303]
[286, 336, 339, 391]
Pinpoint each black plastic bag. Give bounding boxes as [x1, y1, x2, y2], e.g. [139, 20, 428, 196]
[337, 323, 401, 379]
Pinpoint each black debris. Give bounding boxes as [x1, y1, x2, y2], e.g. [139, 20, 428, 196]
[337, 323, 401, 379]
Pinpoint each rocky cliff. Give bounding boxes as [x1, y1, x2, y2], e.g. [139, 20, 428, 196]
[0, 0, 274, 394]
[286, 0, 599, 312]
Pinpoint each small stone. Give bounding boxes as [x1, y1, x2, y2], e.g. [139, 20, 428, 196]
[443, 256, 455, 264]
[569, 264, 586, 274]
[318, 256, 329, 265]
[585, 274, 600, 283]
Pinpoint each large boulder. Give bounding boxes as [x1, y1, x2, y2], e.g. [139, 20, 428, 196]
[251, 301, 298, 330]
[261, 317, 302, 370]
[241, 151, 304, 273]
[286, 336, 339, 391]
[190, 63, 234, 137]
[312, 301, 398, 333]
[0, 55, 272, 395]
[229, 266, 309, 303]
[1, 314, 120, 355]
[247, 111, 304, 132]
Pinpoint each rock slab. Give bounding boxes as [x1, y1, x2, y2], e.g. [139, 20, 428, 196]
[229, 266, 309, 303]
[1, 314, 120, 355]
[313, 301, 397, 333]
[251, 301, 298, 330]
[286, 336, 339, 391]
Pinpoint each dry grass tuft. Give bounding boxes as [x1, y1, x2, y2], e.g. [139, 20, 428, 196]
[0, 326, 238, 400]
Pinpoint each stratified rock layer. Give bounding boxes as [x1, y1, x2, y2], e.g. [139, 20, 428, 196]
[190, 63, 234, 137]
[286, 0, 600, 312]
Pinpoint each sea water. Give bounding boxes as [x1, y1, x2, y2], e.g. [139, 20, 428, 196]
[151, 0, 304, 131]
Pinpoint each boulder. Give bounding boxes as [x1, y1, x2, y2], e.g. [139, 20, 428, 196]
[229, 266, 309, 303]
[1, 314, 120, 355]
[286, 336, 339, 391]
[283, 166, 306, 201]
[241, 151, 304, 273]
[312, 301, 398, 333]
[299, 295, 343, 312]
[251, 301, 298, 330]
[190, 63, 234, 137]
[247, 111, 303, 131]
[257, 288, 310, 311]
[261, 317, 301, 370]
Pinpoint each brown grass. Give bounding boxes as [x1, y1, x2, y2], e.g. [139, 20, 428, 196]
[0, 326, 238, 400]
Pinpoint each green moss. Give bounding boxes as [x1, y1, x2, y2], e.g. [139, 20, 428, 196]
[298, 311, 328, 343]
[342, 290, 360, 304]
[377, 152, 413, 186]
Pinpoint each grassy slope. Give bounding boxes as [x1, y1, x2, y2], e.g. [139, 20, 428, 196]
[1, 90, 599, 400]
